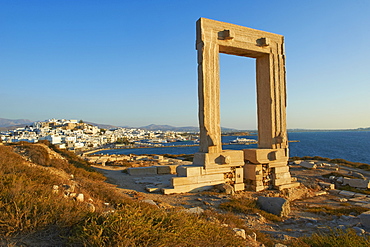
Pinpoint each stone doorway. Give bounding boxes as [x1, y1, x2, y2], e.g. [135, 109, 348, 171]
[163, 18, 299, 194]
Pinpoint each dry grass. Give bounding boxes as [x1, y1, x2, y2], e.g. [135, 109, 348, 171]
[219, 197, 282, 222]
[304, 204, 368, 216]
[298, 228, 370, 247]
[0, 143, 248, 246]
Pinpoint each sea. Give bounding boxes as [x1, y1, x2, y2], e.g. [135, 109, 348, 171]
[95, 131, 370, 164]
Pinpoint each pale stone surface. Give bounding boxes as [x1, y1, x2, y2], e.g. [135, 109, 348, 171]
[75, 193, 84, 202]
[165, 18, 295, 194]
[257, 196, 290, 217]
[127, 166, 157, 176]
[299, 161, 317, 169]
[232, 228, 246, 239]
[244, 149, 287, 164]
[184, 207, 204, 214]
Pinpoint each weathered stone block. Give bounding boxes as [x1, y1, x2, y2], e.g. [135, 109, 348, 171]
[193, 150, 244, 168]
[244, 164, 262, 180]
[343, 178, 370, 189]
[273, 172, 291, 180]
[156, 165, 171, 174]
[299, 161, 317, 169]
[274, 177, 292, 186]
[257, 196, 290, 217]
[234, 182, 245, 191]
[176, 165, 202, 177]
[273, 166, 290, 173]
[127, 166, 157, 175]
[243, 149, 287, 164]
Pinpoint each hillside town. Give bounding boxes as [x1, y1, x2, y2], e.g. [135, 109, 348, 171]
[0, 118, 195, 151]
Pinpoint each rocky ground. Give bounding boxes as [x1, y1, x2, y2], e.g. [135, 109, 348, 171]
[92, 162, 370, 241]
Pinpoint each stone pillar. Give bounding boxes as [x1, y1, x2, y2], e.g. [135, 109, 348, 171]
[196, 39, 222, 154]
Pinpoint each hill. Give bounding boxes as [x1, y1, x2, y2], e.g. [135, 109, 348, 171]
[0, 118, 33, 127]
[0, 142, 249, 246]
[139, 124, 240, 133]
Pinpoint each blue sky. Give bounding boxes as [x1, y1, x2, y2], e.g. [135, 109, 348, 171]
[1, 1, 369, 130]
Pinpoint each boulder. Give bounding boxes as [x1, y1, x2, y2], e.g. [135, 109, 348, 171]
[257, 196, 290, 217]
[359, 211, 370, 228]
[214, 183, 234, 195]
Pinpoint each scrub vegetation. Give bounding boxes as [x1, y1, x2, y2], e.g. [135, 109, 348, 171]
[0, 143, 247, 246]
[1, 142, 370, 246]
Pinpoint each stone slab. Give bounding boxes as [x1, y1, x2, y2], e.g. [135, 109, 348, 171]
[275, 182, 300, 190]
[338, 190, 356, 197]
[127, 166, 157, 176]
[299, 161, 317, 169]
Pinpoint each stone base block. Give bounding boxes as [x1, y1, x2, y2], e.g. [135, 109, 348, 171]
[193, 150, 244, 169]
[234, 183, 245, 191]
[177, 165, 203, 177]
[244, 164, 263, 180]
[243, 148, 288, 164]
[156, 165, 179, 174]
[172, 173, 224, 186]
[162, 180, 224, 195]
[127, 166, 157, 175]
[275, 182, 300, 190]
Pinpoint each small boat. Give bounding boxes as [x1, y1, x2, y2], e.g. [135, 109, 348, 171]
[230, 137, 257, 144]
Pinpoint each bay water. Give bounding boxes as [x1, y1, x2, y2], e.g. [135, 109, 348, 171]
[96, 131, 370, 164]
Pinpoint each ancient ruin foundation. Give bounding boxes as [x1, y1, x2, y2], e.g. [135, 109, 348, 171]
[163, 18, 299, 194]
